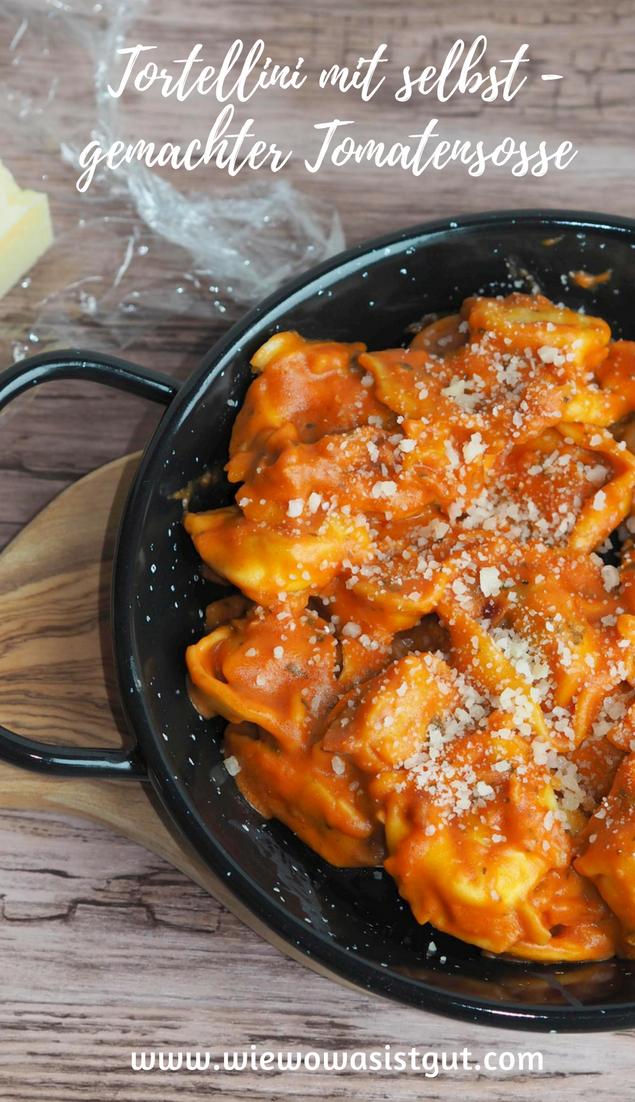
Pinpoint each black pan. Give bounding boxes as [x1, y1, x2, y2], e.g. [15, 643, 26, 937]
[2, 210, 635, 1031]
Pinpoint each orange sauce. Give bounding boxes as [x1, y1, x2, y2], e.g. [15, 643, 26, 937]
[570, 268, 613, 290]
[183, 292, 635, 961]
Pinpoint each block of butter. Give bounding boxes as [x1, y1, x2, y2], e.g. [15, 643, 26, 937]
[0, 160, 53, 300]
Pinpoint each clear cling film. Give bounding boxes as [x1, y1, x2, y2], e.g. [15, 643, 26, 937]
[0, 0, 344, 362]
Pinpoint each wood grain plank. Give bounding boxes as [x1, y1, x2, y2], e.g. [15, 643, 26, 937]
[1, 0, 634, 1096]
[0, 812, 633, 1102]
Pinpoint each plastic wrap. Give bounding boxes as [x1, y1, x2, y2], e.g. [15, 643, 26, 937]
[0, 0, 344, 363]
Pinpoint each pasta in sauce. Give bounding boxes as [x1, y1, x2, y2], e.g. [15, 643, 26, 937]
[184, 292, 635, 962]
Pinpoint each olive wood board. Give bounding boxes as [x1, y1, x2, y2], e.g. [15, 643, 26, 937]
[0, 452, 355, 985]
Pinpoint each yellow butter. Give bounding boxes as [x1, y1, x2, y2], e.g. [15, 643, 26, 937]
[0, 161, 53, 300]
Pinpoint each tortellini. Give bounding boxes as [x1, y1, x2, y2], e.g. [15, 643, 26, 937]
[184, 292, 635, 962]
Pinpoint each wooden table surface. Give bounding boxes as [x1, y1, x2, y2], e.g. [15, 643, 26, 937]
[1, 0, 634, 1098]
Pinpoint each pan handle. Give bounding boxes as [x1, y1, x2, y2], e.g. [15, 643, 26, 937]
[0, 349, 181, 778]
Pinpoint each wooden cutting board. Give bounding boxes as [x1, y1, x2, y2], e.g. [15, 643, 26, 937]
[0, 453, 335, 968]
[0, 455, 198, 865]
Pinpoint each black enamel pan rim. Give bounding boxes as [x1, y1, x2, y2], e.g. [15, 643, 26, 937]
[113, 209, 635, 1032]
